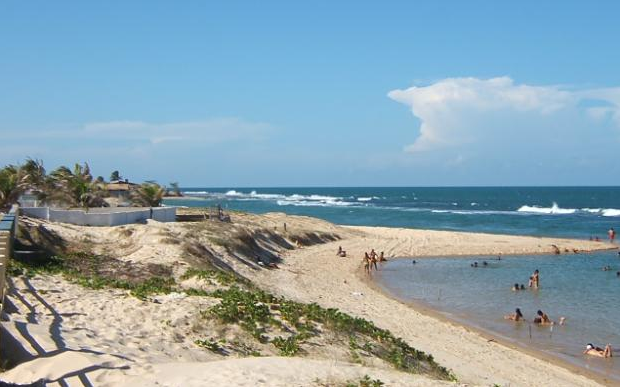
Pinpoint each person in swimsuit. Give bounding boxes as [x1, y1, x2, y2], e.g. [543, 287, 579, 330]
[370, 251, 378, 271]
[584, 343, 613, 358]
[532, 269, 540, 288]
[504, 308, 524, 321]
[534, 310, 565, 325]
[363, 253, 370, 274]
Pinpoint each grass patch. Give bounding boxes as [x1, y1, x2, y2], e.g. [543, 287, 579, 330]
[205, 286, 455, 381]
[181, 268, 240, 286]
[8, 252, 175, 300]
[346, 375, 385, 387]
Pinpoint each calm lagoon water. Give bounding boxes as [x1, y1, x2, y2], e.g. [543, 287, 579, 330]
[373, 252, 620, 382]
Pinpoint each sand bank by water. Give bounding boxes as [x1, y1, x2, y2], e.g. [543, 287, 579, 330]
[0, 214, 615, 386]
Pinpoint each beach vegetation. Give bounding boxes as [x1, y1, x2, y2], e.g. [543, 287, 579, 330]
[204, 286, 455, 381]
[131, 181, 166, 207]
[49, 162, 108, 208]
[181, 268, 240, 286]
[110, 170, 121, 181]
[194, 338, 223, 353]
[271, 335, 301, 356]
[345, 375, 385, 387]
[167, 182, 182, 197]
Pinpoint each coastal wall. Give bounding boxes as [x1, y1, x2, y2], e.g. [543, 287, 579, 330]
[20, 207, 176, 226]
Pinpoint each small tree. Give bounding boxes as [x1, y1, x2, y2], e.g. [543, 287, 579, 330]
[110, 170, 121, 182]
[168, 182, 182, 196]
[131, 182, 165, 207]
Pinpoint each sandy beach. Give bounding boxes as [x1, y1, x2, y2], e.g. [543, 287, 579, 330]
[0, 212, 615, 386]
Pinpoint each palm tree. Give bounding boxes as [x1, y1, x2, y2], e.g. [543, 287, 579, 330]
[0, 165, 21, 210]
[50, 162, 108, 208]
[110, 170, 121, 182]
[168, 182, 182, 197]
[131, 182, 165, 207]
[20, 158, 50, 204]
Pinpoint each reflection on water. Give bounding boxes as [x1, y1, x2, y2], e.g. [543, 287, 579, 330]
[373, 252, 620, 381]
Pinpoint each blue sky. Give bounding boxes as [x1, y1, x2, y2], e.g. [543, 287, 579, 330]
[1, 1, 619, 186]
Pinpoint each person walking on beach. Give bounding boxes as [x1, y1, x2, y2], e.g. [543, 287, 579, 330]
[363, 253, 371, 274]
[609, 227, 616, 243]
[370, 251, 378, 271]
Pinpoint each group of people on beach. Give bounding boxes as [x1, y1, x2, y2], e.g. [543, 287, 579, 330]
[506, 267, 614, 358]
[504, 308, 565, 326]
[362, 249, 386, 274]
[589, 227, 616, 243]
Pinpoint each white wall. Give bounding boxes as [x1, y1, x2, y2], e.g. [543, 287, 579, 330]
[20, 207, 176, 227]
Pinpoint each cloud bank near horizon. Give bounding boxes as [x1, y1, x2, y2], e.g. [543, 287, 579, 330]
[388, 77, 620, 153]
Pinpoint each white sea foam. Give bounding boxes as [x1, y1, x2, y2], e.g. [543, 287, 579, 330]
[517, 202, 576, 215]
[602, 209, 620, 217]
[582, 208, 601, 213]
[357, 196, 379, 202]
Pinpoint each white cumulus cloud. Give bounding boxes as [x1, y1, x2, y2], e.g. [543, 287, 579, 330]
[388, 77, 620, 153]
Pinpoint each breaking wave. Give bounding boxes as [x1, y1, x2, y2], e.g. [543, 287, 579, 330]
[517, 203, 576, 214]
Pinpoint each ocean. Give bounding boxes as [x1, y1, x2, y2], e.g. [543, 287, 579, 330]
[165, 186, 620, 380]
[166, 187, 620, 239]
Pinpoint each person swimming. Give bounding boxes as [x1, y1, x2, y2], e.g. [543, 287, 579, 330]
[520, 284, 525, 290]
[471, 262, 478, 268]
[482, 261, 488, 266]
[512, 283, 520, 291]
[504, 308, 524, 321]
[584, 343, 613, 358]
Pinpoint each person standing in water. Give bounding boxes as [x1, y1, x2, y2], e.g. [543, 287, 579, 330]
[609, 227, 616, 243]
[531, 269, 540, 288]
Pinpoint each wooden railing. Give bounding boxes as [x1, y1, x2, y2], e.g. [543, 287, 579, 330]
[0, 205, 18, 312]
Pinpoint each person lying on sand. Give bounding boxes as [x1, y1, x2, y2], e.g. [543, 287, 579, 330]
[584, 343, 613, 358]
[504, 308, 524, 321]
[533, 310, 565, 326]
